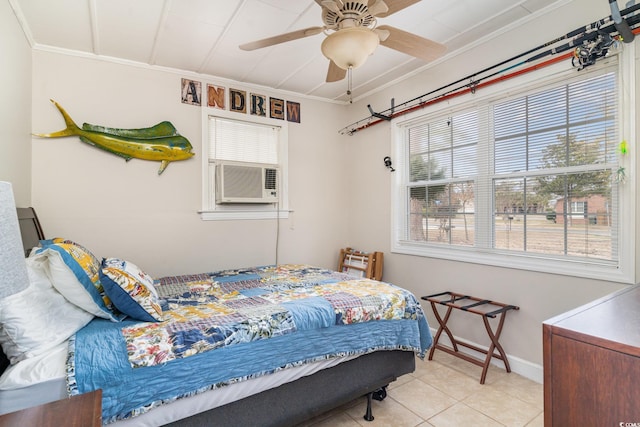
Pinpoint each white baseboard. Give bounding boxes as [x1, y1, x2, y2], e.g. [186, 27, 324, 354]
[428, 327, 543, 384]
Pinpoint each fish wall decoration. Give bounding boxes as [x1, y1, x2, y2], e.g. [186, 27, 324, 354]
[34, 100, 195, 175]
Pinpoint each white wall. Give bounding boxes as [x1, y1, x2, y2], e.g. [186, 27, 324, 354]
[342, 0, 630, 376]
[0, 1, 32, 205]
[31, 51, 350, 277]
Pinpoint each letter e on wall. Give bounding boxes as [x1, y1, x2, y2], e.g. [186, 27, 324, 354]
[270, 97, 285, 120]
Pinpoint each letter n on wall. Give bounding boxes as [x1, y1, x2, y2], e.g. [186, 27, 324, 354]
[208, 85, 225, 109]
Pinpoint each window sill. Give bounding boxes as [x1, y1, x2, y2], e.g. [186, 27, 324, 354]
[391, 241, 633, 284]
[199, 209, 290, 221]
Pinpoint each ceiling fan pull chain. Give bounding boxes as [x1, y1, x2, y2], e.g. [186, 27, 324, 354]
[347, 66, 353, 103]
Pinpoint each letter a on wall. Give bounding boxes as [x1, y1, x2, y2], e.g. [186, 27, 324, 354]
[181, 79, 201, 106]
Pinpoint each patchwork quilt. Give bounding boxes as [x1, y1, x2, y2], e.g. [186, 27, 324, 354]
[68, 264, 432, 423]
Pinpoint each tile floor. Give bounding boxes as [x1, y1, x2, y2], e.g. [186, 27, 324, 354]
[299, 352, 544, 427]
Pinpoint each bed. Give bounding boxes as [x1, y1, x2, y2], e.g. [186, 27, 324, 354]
[0, 182, 432, 426]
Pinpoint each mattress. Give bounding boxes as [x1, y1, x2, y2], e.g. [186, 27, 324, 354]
[0, 339, 358, 425]
[0, 342, 68, 414]
[0, 378, 67, 416]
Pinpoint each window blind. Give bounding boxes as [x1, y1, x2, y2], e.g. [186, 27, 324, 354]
[208, 116, 279, 164]
[407, 108, 488, 247]
[492, 71, 618, 261]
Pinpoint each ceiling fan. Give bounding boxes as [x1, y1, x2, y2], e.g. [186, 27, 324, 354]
[239, 0, 447, 83]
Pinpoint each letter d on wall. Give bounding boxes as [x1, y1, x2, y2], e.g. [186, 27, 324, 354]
[230, 89, 247, 113]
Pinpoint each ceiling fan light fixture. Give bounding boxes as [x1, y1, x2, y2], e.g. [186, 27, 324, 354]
[321, 27, 379, 70]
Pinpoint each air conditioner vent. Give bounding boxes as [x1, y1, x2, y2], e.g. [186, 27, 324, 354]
[216, 161, 279, 204]
[265, 168, 277, 190]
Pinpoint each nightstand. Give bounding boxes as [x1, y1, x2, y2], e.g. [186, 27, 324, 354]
[0, 389, 101, 427]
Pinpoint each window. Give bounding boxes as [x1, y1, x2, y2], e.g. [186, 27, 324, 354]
[201, 109, 288, 220]
[392, 53, 635, 283]
[570, 201, 586, 215]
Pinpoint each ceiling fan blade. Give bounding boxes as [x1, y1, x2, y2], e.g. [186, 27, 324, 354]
[316, 0, 344, 9]
[326, 60, 347, 82]
[367, 0, 389, 16]
[377, 25, 446, 62]
[239, 26, 324, 51]
[321, 0, 341, 14]
[371, 0, 420, 17]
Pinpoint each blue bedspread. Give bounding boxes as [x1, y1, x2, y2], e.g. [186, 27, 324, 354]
[67, 264, 432, 423]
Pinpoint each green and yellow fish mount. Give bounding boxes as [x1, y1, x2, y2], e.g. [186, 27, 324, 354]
[34, 100, 195, 175]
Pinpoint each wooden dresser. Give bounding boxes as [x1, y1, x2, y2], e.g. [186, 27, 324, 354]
[543, 285, 640, 426]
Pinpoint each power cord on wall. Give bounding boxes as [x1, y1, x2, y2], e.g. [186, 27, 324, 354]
[274, 201, 280, 266]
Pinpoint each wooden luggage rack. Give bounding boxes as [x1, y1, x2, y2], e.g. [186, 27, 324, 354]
[422, 291, 519, 384]
[338, 247, 383, 281]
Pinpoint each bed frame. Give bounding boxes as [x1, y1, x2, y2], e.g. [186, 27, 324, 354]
[166, 350, 414, 426]
[1, 208, 418, 426]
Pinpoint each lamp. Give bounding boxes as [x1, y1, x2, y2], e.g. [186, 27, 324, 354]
[0, 182, 29, 298]
[321, 27, 379, 70]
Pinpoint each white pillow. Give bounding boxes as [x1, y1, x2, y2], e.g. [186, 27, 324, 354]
[31, 240, 122, 321]
[0, 258, 93, 364]
[0, 341, 67, 390]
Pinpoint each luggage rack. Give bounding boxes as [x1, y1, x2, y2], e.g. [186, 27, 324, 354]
[421, 291, 519, 384]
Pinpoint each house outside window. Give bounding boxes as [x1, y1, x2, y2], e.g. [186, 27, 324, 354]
[392, 52, 635, 283]
[200, 109, 289, 220]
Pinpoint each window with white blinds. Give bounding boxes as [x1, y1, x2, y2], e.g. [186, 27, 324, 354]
[208, 117, 279, 164]
[202, 113, 288, 219]
[407, 109, 484, 248]
[393, 55, 634, 282]
[492, 72, 617, 260]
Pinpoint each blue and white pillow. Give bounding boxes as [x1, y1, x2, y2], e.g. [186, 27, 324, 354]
[32, 238, 123, 321]
[100, 258, 163, 322]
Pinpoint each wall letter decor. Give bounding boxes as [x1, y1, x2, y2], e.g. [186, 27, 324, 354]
[181, 79, 201, 106]
[270, 97, 285, 120]
[250, 93, 267, 117]
[230, 89, 247, 113]
[286, 101, 301, 123]
[207, 85, 225, 109]
[187, 77, 302, 124]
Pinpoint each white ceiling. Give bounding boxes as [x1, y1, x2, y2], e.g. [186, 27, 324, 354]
[10, 0, 563, 103]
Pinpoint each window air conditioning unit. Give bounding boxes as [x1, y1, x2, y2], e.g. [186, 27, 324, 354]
[216, 161, 279, 204]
